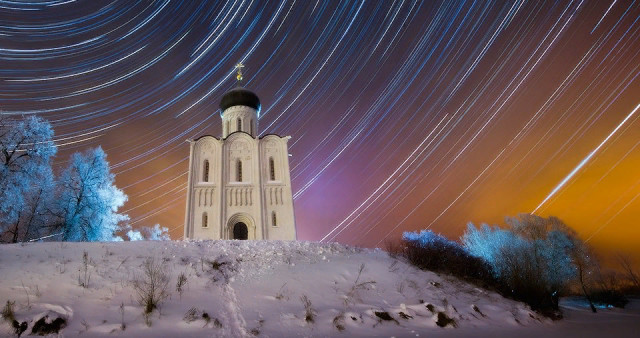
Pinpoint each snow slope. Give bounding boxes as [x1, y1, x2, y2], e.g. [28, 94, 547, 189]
[0, 240, 557, 337]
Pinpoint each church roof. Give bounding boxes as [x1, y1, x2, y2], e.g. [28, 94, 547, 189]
[191, 133, 288, 142]
[220, 87, 261, 112]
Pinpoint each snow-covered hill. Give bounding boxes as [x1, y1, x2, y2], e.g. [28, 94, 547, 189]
[1, 240, 547, 337]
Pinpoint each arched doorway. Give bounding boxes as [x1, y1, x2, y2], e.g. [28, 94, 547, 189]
[226, 213, 256, 239]
[233, 222, 248, 240]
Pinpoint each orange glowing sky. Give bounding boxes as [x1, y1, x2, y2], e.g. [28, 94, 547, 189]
[1, 1, 638, 260]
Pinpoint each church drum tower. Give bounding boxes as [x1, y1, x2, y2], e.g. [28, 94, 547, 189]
[183, 67, 296, 240]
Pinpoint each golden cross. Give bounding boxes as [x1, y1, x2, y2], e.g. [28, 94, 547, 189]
[235, 62, 245, 84]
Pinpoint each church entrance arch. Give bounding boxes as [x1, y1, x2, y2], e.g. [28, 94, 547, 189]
[226, 213, 255, 240]
[233, 222, 248, 240]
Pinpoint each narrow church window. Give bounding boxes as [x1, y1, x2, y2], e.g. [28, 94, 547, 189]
[250, 119, 254, 135]
[203, 160, 209, 182]
[237, 118, 242, 132]
[236, 159, 243, 182]
[226, 120, 230, 135]
[272, 211, 277, 227]
[269, 157, 275, 181]
[202, 212, 208, 228]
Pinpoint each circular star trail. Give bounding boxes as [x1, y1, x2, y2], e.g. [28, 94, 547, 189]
[1, 0, 639, 258]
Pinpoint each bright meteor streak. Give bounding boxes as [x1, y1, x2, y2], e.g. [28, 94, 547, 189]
[532, 103, 640, 214]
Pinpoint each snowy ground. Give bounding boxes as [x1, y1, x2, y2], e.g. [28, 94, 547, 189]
[0, 241, 636, 337]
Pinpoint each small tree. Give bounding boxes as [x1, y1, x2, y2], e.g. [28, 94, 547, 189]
[575, 248, 599, 312]
[617, 254, 640, 290]
[56, 147, 128, 241]
[127, 224, 170, 241]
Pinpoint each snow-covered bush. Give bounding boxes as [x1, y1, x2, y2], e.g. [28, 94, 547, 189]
[146, 224, 170, 240]
[126, 229, 144, 241]
[127, 224, 170, 241]
[400, 230, 493, 283]
[403, 230, 463, 251]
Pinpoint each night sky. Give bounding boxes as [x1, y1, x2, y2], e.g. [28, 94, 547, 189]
[1, 1, 639, 259]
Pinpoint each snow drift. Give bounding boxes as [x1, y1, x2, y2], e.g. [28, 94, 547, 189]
[0, 240, 546, 337]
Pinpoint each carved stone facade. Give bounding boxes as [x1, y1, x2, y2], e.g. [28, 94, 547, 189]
[184, 88, 296, 240]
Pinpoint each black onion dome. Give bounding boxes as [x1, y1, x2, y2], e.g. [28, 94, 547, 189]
[220, 87, 261, 112]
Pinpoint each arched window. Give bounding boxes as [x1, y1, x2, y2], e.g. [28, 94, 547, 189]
[203, 160, 209, 182]
[269, 157, 275, 181]
[236, 159, 243, 182]
[250, 119, 254, 136]
[237, 118, 242, 132]
[272, 211, 277, 227]
[226, 120, 230, 135]
[202, 212, 208, 228]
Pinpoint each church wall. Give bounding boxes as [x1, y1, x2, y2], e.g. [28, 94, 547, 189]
[259, 135, 296, 240]
[184, 142, 195, 239]
[189, 137, 223, 240]
[222, 132, 263, 239]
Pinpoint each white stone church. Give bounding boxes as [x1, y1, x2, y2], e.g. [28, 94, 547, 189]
[183, 76, 297, 240]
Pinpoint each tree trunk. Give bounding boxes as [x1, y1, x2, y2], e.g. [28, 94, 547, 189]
[578, 265, 597, 313]
[21, 188, 42, 242]
[10, 211, 21, 243]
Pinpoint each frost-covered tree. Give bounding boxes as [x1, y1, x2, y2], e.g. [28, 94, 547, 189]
[56, 147, 128, 241]
[461, 223, 529, 278]
[462, 214, 589, 312]
[0, 116, 56, 234]
[2, 166, 55, 243]
[127, 224, 170, 241]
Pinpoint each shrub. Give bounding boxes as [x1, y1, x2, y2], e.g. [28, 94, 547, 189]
[183, 307, 198, 323]
[344, 263, 376, 306]
[400, 230, 494, 285]
[176, 273, 187, 300]
[1, 300, 16, 322]
[590, 289, 628, 308]
[1, 300, 28, 337]
[275, 283, 288, 301]
[132, 258, 170, 326]
[300, 295, 315, 323]
[332, 313, 345, 331]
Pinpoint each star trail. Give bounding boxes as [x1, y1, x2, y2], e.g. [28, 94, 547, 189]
[1, 0, 639, 259]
